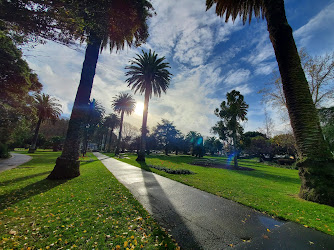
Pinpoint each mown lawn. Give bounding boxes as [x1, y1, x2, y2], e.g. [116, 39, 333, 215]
[0, 151, 178, 249]
[107, 153, 334, 236]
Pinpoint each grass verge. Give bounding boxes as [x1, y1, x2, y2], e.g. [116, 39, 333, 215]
[107, 153, 334, 236]
[0, 151, 178, 249]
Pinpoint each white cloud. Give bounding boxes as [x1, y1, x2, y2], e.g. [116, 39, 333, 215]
[294, 2, 334, 53]
[224, 69, 251, 86]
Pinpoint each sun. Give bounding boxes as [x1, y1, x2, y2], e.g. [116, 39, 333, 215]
[134, 102, 144, 116]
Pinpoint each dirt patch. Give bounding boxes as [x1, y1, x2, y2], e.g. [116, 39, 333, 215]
[191, 160, 254, 171]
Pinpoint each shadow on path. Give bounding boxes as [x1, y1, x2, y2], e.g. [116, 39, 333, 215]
[139, 163, 201, 249]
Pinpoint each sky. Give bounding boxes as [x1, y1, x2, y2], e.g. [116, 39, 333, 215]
[23, 0, 334, 138]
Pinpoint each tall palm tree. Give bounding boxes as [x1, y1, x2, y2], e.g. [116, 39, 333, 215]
[48, 0, 154, 179]
[29, 93, 62, 153]
[82, 99, 105, 156]
[112, 93, 135, 155]
[213, 90, 248, 168]
[103, 113, 120, 152]
[206, 0, 333, 205]
[125, 50, 172, 162]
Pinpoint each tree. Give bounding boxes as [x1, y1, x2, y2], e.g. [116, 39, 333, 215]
[48, 0, 154, 179]
[260, 50, 334, 111]
[318, 107, 334, 153]
[29, 93, 62, 153]
[103, 114, 120, 152]
[112, 93, 135, 155]
[125, 49, 172, 162]
[81, 99, 105, 156]
[0, 31, 42, 157]
[212, 90, 248, 168]
[186, 131, 204, 157]
[152, 119, 180, 155]
[204, 137, 222, 156]
[206, 0, 333, 205]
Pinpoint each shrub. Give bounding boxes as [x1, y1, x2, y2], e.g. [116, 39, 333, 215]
[148, 165, 194, 175]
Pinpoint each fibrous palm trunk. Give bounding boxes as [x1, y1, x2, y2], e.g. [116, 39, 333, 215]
[48, 34, 101, 179]
[136, 90, 150, 162]
[28, 116, 42, 153]
[115, 112, 124, 155]
[264, 0, 333, 205]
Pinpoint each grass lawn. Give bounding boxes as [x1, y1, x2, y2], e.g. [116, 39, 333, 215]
[0, 151, 178, 249]
[106, 153, 334, 236]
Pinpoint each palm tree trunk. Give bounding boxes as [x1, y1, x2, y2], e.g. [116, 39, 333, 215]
[136, 90, 150, 162]
[107, 129, 114, 152]
[48, 34, 101, 180]
[115, 112, 124, 155]
[264, 0, 333, 205]
[28, 116, 42, 153]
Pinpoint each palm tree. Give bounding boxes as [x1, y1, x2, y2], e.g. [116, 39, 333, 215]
[103, 113, 120, 152]
[112, 93, 135, 155]
[125, 50, 172, 162]
[186, 131, 200, 156]
[48, 0, 153, 179]
[29, 93, 62, 153]
[212, 90, 248, 168]
[206, 1, 333, 205]
[82, 99, 105, 156]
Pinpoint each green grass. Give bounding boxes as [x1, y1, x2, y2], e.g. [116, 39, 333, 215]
[107, 153, 334, 236]
[0, 151, 178, 249]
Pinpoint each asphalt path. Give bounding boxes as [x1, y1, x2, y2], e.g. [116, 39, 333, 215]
[94, 152, 334, 250]
[0, 153, 32, 173]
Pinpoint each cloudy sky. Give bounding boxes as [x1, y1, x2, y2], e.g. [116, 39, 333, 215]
[23, 0, 334, 137]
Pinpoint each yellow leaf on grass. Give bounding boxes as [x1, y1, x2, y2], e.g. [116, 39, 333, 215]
[266, 229, 271, 232]
[124, 241, 128, 247]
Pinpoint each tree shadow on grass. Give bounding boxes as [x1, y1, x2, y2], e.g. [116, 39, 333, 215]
[0, 171, 50, 186]
[232, 167, 301, 185]
[139, 166, 200, 249]
[0, 178, 67, 210]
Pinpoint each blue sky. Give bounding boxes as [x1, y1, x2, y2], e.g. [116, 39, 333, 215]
[23, 0, 334, 137]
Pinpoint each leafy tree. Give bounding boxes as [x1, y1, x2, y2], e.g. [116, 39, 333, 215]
[0, 31, 42, 157]
[125, 49, 172, 162]
[82, 99, 105, 156]
[0, 0, 82, 44]
[186, 131, 200, 156]
[245, 136, 275, 162]
[272, 134, 298, 159]
[204, 137, 222, 156]
[48, 0, 154, 179]
[51, 136, 64, 152]
[206, 0, 333, 205]
[152, 119, 180, 155]
[319, 107, 334, 152]
[112, 93, 135, 155]
[101, 114, 120, 152]
[29, 93, 62, 153]
[212, 90, 248, 168]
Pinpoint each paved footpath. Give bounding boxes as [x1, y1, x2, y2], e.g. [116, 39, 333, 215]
[0, 153, 32, 173]
[94, 153, 334, 250]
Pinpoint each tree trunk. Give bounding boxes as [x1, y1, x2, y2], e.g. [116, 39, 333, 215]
[48, 34, 101, 180]
[115, 112, 124, 156]
[136, 90, 150, 162]
[107, 129, 114, 152]
[264, 0, 333, 205]
[28, 116, 42, 153]
[232, 130, 238, 168]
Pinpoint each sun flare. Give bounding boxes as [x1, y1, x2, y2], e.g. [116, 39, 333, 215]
[134, 102, 144, 116]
